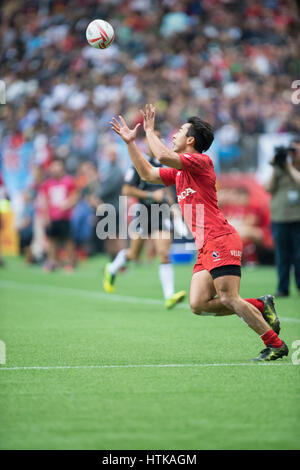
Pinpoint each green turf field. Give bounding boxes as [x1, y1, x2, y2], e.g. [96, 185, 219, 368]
[0, 256, 299, 450]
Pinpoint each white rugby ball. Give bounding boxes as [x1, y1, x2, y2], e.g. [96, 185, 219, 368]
[86, 19, 115, 49]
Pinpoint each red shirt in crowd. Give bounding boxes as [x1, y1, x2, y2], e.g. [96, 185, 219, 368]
[42, 175, 76, 221]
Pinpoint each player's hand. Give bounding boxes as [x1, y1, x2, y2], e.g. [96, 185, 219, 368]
[110, 116, 141, 144]
[152, 189, 165, 203]
[141, 104, 155, 132]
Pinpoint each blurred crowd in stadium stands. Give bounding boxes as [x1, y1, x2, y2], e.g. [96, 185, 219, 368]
[0, 0, 299, 269]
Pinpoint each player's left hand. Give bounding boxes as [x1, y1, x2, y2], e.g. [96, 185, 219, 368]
[141, 104, 155, 132]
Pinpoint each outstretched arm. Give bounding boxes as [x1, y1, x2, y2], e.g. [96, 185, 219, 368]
[110, 116, 162, 184]
[126, 141, 162, 183]
[122, 184, 166, 203]
[142, 104, 182, 169]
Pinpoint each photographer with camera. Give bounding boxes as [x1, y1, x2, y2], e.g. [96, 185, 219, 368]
[265, 138, 300, 297]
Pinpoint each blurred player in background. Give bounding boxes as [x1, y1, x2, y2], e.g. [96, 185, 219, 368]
[103, 131, 186, 309]
[42, 158, 78, 272]
[110, 105, 289, 362]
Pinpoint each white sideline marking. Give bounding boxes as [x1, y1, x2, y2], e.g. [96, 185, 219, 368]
[0, 362, 293, 371]
[0, 280, 163, 307]
[1, 279, 300, 324]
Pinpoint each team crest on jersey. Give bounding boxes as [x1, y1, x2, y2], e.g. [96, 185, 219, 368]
[212, 251, 220, 259]
[177, 187, 196, 202]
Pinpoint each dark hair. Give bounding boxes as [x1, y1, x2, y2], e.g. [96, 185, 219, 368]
[186, 117, 214, 153]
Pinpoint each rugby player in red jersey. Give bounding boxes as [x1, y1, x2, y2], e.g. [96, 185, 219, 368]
[110, 105, 288, 362]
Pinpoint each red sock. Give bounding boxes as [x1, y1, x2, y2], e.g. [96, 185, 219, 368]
[245, 298, 264, 313]
[261, 329, 283, 348]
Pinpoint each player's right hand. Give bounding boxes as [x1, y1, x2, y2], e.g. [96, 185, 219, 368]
[110, 116, 141, 144]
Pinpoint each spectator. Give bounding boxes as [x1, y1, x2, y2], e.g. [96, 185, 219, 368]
[71, 161, 99, 256]
[18, 190, 34, 264]
[1, 0, 299, 180]
[42, 158, 78, 272]
[265, 139, 300, 296]
[97, 144, 126, 259]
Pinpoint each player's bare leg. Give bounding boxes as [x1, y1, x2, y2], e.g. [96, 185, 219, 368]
[213, 275, 270, 335]
[145, 239, 156, 263]
[190, 271, 274, 333]
[44, 238, 58, 271]
[190, 270, 235, 316]
[153, 231, 186, 309]
[190, 270, 280, 334]
[190, 270, 281, 332]
[152, 230, 171, 264]
[126, 237, 145, 261]
[189, 271, 288, 360]
[105, 237, 126, 259]
[64, 239, 76, 272]
[213, 275, 288, 360]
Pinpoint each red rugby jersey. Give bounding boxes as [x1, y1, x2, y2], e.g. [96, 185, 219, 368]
[42, 175, 76, 221]
[159, 153, 235, 249]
